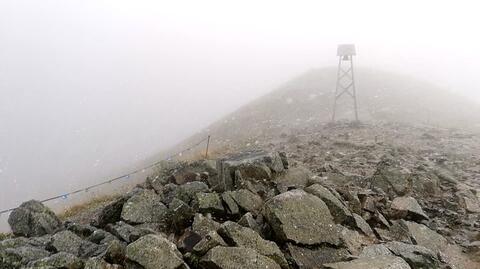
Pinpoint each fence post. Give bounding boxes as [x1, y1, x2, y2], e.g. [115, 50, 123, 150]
[205, 135, 211, 159]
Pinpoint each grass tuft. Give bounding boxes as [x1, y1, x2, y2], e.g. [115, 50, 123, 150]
[59, 195, 119, 221]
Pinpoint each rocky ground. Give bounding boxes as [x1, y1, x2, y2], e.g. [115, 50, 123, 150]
[1, 121, 479, 269]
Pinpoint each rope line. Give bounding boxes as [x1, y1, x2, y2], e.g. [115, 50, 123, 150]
[0, 136, 209, 216]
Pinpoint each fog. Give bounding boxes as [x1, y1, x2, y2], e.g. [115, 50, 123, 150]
[1, 0, 480, 231]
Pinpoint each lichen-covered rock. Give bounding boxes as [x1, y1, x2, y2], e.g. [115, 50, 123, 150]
[390, 197, 428, 221]
[305, 184, 352, 223]
[8, 200, 62, 237]
[192, 192, 224, 215]
[91, 196, 129, 228]
[386, 241, 439, 269]
[0, 246, 50, 268]
[263, 189, 340, 245]
[228, 189, 263, 214]
[84, 257, 122, 269]
[125, 234, 187, 269]
[191, 214, 221, 237]
[121, 190, 168, 224]
[193, 231, 227, 255]
[27, 252, 84, 269]
[51, 230, 99, 257]
[287, 244, 349, 269]
[221, 192, 240, 216]
[176, 181, 209, 205]
[324, 256, 412, 269]
[200, 246, 281, 269]
[106, 221, 155, 243]
[218, 221, 288, 268]
[169, 198, 195, 230]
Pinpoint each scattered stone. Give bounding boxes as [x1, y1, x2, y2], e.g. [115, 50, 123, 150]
[125, 234, 187, 269]
[306, 184, 352, 223]
[263, 189, 340, 245]
[193, 231, 227, 255]
[191, 214, 221, 237]
[324, 256, 411, 269]
[287, 244, 349, 269]
[351, 213, 375, 237]
[359, 244, 392, 258]
[370, 159, 412, 197]
[229, 189, 263, 214]
[401, 220, 448, 253]
[218, 221, 288, 268]
[8, 200, 62, 237]
[385, 241, 439, 269]
[27, 252, 84, 269]
[121, 190, 168, 224]
[390, 196, 429, 221]
[275, 165, 312, 193]
[200, 246, 281, 269]
[192, 192, 224, 215]
[91, 197, 128, 228]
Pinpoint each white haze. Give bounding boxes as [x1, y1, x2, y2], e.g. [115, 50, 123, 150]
[0, 0, 479, 230]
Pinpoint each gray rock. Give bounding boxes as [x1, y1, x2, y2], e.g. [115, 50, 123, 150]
[359, 244, 392, 258]
[8, 200, 62, 237]
[0, 246, 50, 268]
[287, 244, 349, 269]
[176, 181, 209, 205]
[221, 192, 240, 216]
[91, 196, 129, 228]
[27, 252, 84, 269]
[237, 212, 263, 236]
[169, 198, 194, 230]
[125, 234, 187, 269]
[106, 221, 155, 243]
[228, 189, 263, 215]
[263, 189, 340, 245]
[121, 190, 168, 224]
[369, 159, 412, 197]
[50, 230, 99, 257]
[390, 197, 428, 221]
[324, 256, 411, 269]
[351, 213, 375, 237]
[385, 241, 439, 269]
[84, 257, 122, 269]
[401, 220, 448, 253]
[193, 231, 227, 255]
[305, 184, 352, 223]
[191, 214, 221, 237]
[275, 166, 312, 192]
[200, 246, 281, 269]
[218, 221, 288, 268]
[192, 192, 224, 215]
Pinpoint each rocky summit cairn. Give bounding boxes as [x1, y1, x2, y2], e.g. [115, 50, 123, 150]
[1, 148, 479, 269]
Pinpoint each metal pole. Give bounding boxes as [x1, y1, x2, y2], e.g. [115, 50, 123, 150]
[332, 57, 342, 122]
[205, 135, 211, 159]
[350, 57, 359, 121]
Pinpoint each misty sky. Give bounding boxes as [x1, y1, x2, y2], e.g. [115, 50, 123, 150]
[1, 0, 480, 219]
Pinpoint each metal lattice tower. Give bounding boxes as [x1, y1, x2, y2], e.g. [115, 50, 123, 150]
[332, 44, 358, 121]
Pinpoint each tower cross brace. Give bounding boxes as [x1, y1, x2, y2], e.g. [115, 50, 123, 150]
[332, 44, 359, 121]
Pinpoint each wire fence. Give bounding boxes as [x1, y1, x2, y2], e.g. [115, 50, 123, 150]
[0, 136, 210, 216]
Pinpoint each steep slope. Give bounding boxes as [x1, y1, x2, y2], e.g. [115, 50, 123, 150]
[177, 67, 480, 151]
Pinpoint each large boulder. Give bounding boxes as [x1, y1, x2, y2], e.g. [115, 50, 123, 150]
[125, 234, 187, 269]
[263, 189, 340, 245]
[213, 151, 286, 191]
[287, 244, 349, 269]
[400, 221, 448, 253]
[121, 190, 168, 225]
[385, 241, 439, 269]
[91, 196, 128, 228]
[50, 230, 100, 257]
[218, 221, 288, 268]
[305, 184, 352, 223]
[390, 197, 428, 221]
[27, 252, 84, 269]
[369, 159, 412, 197]
[8, 200, 62, 237]
[200, 246, 281, 269]
[324, 256, 411, 269]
